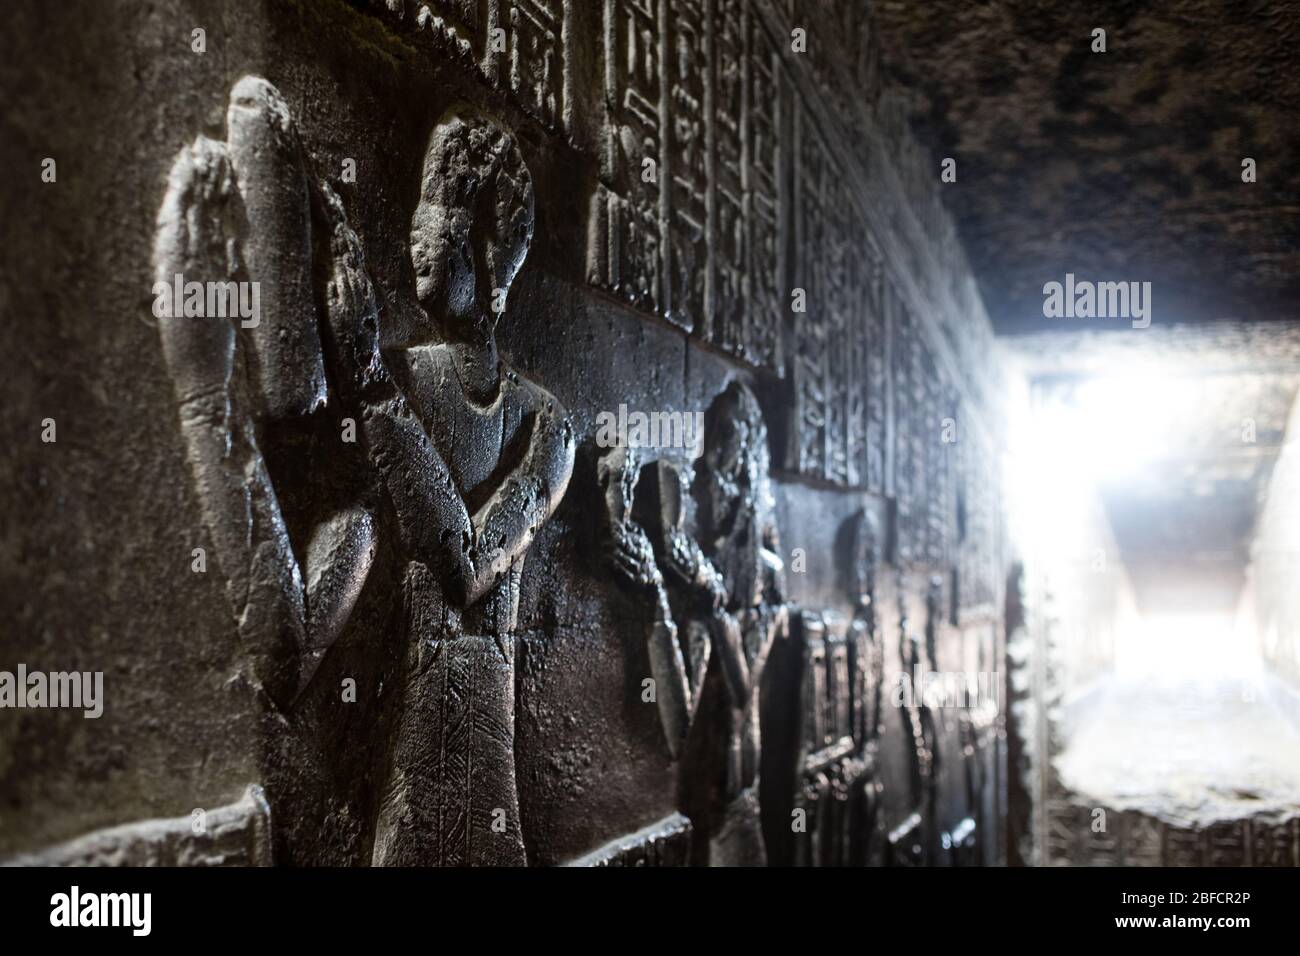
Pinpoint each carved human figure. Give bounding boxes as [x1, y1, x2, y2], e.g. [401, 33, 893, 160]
[156, 82, 573, 865]
[892, 572, 942, 864]
[848, 509, 883, 749]
[153, 76, 378, 709]
[599, 446, 715, 758]
[691, 382, 787, 865]
[602, 382, 785, 865]
[846, 508, 883, 865]
[369, 111, 575, 866]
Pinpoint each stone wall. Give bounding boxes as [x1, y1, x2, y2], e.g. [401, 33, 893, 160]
[0, 0, 1008, 866]
[1252, 390, 1300, 695]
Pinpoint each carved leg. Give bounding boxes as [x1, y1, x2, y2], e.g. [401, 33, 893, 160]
[373, 633, 526, 866]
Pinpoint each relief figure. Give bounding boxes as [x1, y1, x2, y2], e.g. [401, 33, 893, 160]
[153, 76, 380, 710]
[156, 82, 573, 865]
[601, 382, 786, 865]
[370, 111, 575, 866]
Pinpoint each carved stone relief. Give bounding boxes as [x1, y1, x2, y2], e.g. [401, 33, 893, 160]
[156, 78, 575, 867]
[367, 1, 573, 134]
[4, 787, 273, 868]
[759, 507, 888, 867]
[602, 381, 788, 865]
[153, 77, 380, 712]
[589, 0, 787, 368]
[371, 110, 576, 866]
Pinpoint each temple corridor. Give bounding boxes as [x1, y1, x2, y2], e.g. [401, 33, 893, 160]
[3, 1, 1299, 882]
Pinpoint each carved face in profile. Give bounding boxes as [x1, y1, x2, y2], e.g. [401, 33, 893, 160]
[410, 112, 535, 338]
[697, 381, 773, 608]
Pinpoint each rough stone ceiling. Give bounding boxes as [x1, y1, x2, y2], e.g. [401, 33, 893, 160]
[872, 0, 1300, 334]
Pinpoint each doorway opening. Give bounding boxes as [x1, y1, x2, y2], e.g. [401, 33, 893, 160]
[1006, 325, 1300, 863]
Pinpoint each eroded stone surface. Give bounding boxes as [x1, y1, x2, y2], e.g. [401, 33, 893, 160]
[873, 0, 1300, 331]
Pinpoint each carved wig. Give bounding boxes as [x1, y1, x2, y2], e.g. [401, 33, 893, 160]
[410, 111, 535, 334]
[696, 381, 780, 612]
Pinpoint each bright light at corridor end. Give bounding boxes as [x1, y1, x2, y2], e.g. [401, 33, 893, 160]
[1117, 612, 1261, 681]
[1010, 358, 1264, 684]
[1031, 363, 1202, 484]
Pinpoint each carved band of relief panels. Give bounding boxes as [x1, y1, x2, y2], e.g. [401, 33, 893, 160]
[890, 288, 957, 570]
[955, 420, 1001, 615]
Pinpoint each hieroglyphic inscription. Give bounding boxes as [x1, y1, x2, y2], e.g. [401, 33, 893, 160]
[784, 100, 883, 486]
[369, 1, 571, 132]
[591, 0, 787, 363]
[891, 291, 922, 562]
[591, 0, 665, 314]
[710, 0, 785, 368]
[955, 419, 1000, 614]
[497, 0, 570, 130]
[664, 0, 709, 328]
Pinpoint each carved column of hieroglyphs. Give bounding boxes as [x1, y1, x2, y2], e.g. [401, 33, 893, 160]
[591, 0, 664, 314]
[709, 0, 786, 369]
[758, 2, 894, 493]
[592, 0, 787, 368]
[787, 103, 830, 479]
[710, 0, 747, 358]
[665, 0, 709, 329]
[911, 334, 935, 567]
[890, 291, 919, 563]
[955, 422, 1000, 615]
[926, 354, 955, 569]
[495, 0, 572, 131]
[864, 245, 887, 495]
[370, 1, 571, 134]
[939, 383, 959, 570]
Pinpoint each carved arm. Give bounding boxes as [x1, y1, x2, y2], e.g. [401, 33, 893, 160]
[460, 386, 575, 607]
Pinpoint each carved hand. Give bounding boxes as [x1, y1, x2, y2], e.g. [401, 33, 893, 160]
[459, 402, 574, 608]
[608, 519, 663, 592]
[665, 528, 727, 612]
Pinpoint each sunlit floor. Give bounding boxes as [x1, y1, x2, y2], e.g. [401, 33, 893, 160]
[1056, 674, 1300, 826]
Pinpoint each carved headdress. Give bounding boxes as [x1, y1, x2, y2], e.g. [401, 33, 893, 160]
[410, 111, 535, 330]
